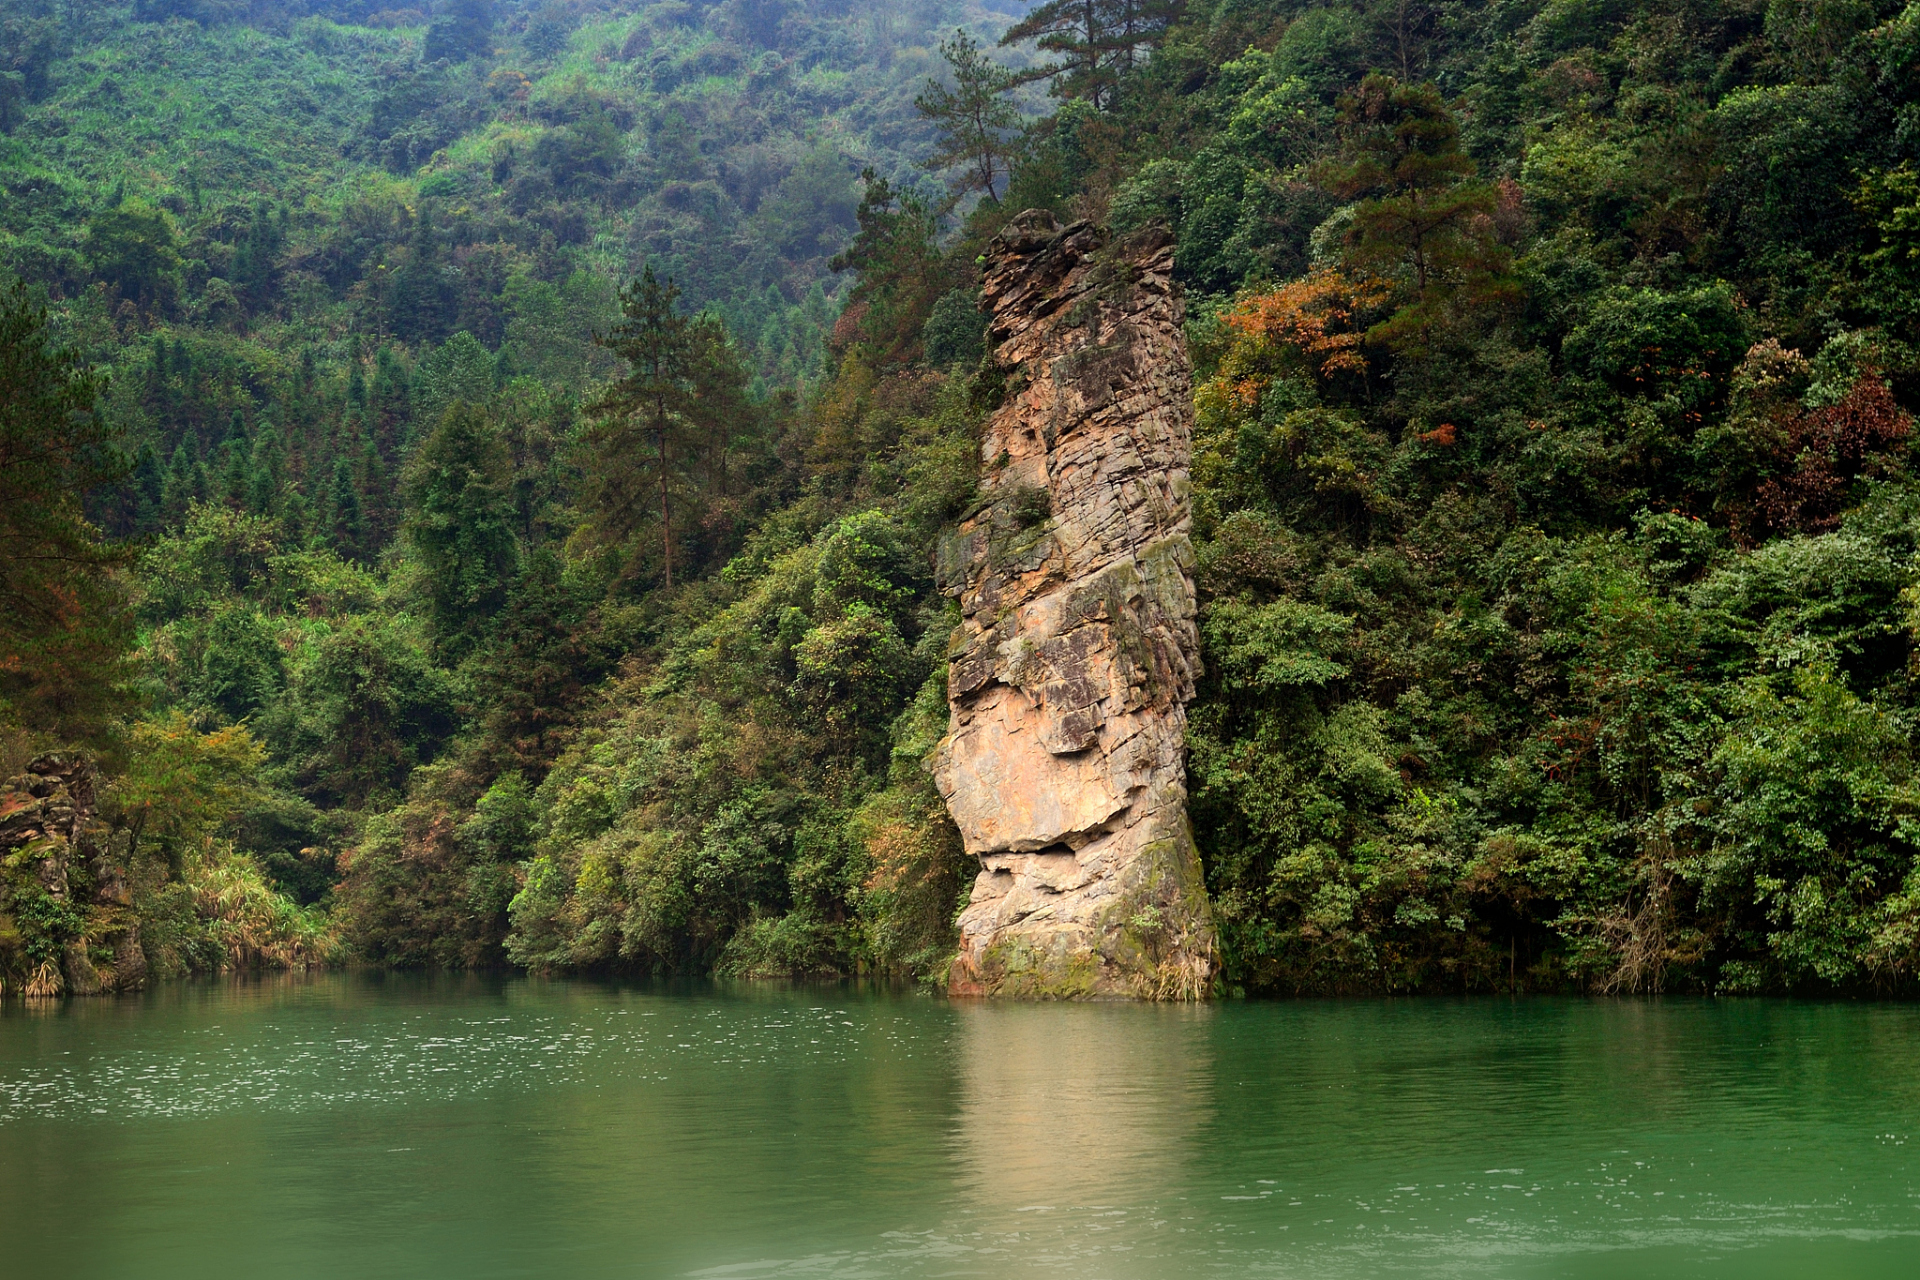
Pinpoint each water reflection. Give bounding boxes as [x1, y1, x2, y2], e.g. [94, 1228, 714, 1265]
[951, 1001, 1213, 1213]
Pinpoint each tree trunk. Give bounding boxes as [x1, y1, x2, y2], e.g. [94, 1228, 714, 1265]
[658, 422, 673, 590]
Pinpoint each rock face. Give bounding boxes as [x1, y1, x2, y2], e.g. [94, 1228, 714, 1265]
[933, 211, 1216, 1000]
[0, 754, 145, 997]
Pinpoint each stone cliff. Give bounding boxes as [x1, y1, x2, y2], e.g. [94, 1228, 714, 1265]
[933, 211, 1217, 1000]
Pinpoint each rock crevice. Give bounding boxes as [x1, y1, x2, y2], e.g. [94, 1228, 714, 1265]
[933, 211, 1216, 1000]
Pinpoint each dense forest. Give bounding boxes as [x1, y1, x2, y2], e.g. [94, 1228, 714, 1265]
[4, 0, 1919, 996]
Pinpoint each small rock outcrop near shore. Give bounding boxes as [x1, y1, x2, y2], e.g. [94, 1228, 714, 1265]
[0, 754, 145, 997]
[933, 211, 1217, 1000]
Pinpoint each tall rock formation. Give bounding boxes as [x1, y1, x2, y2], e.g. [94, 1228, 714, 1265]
[933, 211, 1216, 1000]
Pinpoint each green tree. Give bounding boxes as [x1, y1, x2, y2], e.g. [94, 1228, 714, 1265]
[386, 213, 456, 345]
[412, 330, 495, 427]
[274, 617, 461, 807]
[190, 602, 284, 724]
[1000, 0, 1116, 105]
[470, 548, 612, 780]
[827, 171, 944, 362]
[1315, 75, 1509, 348]
[916, 29, 1023, 206]
[998, 0, 1180, 107]
[0, 285, 131, 736]
[423, 0, 496, 63]
[325, 456, 364, 560]
[82, 203, 182, 314]
[401, 401, 520, 657]
[587, 267, 748, 588]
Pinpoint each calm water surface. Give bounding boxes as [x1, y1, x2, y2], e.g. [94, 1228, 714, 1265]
[2, 975, 1918, 1279]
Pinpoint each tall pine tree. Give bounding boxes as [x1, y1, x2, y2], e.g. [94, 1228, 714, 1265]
[586, 268, 750, 589]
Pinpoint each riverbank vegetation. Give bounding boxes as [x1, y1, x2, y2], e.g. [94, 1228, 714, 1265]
[5, 0, 1920, 995]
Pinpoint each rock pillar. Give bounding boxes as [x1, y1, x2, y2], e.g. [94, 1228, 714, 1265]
[933, 212, 1216, 999]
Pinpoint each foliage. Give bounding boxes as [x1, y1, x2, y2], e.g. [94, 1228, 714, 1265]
[584, 267, 753, 588]
[0, 284, 131, 740]
[916, 29, 1023, 207]
[403, 400, 520, 658]
[12, 0, 1920, 996]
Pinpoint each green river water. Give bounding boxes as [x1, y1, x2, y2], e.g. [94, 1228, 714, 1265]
[3, 975, 1918, 1279]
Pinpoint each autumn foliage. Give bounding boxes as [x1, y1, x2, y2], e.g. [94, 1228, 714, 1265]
[1752, 377, 1913, 536]
[1215, 270, 1390, 397]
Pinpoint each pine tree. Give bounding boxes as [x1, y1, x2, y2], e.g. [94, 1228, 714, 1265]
[327, 457, 364, 561]
[0, 284, 131, 734]
[231, 200, 282, 315]
[281, 483, 311, 545]
[999, 0, 1111, 105]
[915, 29, 1023, 206]
[359, 430, 392, 550]
[587, 268, 750, 589]
[424, 0, 497, 63]
[131, 441, 163, 535]
[1098, 0, 1182, 78]
[998, 0, 1181, 107]
[371, 345, 410, 455]
[827, 170, 946, 364]
[402, 401, 520, 657]
[221, 437, 249, 508]
[1313, 75, 1512, 350]
[387, 211, 456, 344]
[247, 422, 282, 516]
[162, 441, 195, 527]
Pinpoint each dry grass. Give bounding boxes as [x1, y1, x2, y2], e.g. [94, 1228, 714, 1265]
[23, 960, 62, 999]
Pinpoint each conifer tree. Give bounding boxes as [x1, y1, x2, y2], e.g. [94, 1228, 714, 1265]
[1100, 0, 1182, 77]
[326, 457, 364, 561]
[232, 200, 281, 315]
[130, 441, 163, 534]
[587, 268, 749, 588]
[915, 29, 1022, 206]
[281, 484, 311, 546]
[402, 401, 519, 657]
[1314, 74, 1511, 349]
[162, 441, 195, 527]
[0, 284, 131, 734]
[387, 213, 455, 345]
[1000, 0, 1110, 103]
[827, 172, 943, 362]
[359, 431, 391, 550]
[371, 346, 410, 453]
[999, 0, 1181, 106]
[246, 422, 281, 516]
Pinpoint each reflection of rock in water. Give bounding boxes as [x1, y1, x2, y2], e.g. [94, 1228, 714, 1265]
[952, 1002, 1213, 1210]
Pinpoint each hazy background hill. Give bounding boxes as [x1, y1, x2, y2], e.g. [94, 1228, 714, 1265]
[1, 0, 1027, 398]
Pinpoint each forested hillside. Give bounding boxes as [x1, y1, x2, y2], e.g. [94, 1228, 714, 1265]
[6, 0, 1920, 996]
